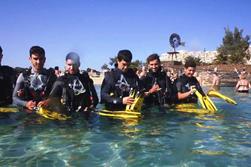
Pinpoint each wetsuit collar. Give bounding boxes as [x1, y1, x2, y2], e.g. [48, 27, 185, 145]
[31, 68, 47, 75]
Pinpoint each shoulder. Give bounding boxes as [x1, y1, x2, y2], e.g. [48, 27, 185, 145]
[126, 68, 138, 78]
[191, 76, 199, 82]
[80, 70, 90, 77]
[0, 65, 14, 71]
[22, 68, 31, 78]
[104, 69, 116, 79]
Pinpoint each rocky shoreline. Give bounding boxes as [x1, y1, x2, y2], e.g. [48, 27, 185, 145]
[91, 64, 251, 87]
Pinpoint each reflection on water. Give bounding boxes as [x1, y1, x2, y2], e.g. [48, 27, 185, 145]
[0, 87, 251, 166]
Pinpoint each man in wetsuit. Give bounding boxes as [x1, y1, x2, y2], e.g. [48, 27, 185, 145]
[174, 59, 205, 104]
[46, 52, 99, 113]
[0, 46, 16, 106]
[101, 49, 141, 111]
[141, 54, 175, 106]
[12, 46, 56, 111]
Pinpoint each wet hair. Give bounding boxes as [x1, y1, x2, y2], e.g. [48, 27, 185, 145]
[66, 52, 80, 66]
[117, 49, 132, 62]
[147, 53, 160, 64]
[184, 59, 196, 68]
[29, 46, 45, 58]
[0, 46, 2, 53]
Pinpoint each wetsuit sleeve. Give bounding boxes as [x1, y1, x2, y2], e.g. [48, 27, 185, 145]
[195, 79, 205, 96]
[101, 74, 123, 105]
[136, 75, 144, 91]
[165, 76, 178, 104]
[88, 78, 99, 107]
[12, 73, 27, 107]
[44, 69, 57, 97]
[175, 78, 183, 93]
[49, 79, 65, 98]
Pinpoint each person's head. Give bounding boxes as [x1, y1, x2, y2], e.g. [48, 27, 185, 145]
[116, 49, 132, 72]
[65, 52, 80, 74]
[184, 59, 196, 77]
[240, 72, 247, 79]
[0, 46, 3, 65]
[54, 66, 61, 76]
[147, 53, 161, 72]
[29, 46, 46, 72]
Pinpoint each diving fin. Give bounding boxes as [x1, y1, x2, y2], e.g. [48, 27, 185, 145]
[194, 89, 217, 113]
[207, 90, 237, 105]
[125, 88, 136, 111]
[0, 107, 19, 113]
[35, 107, 71, 121]
[125, 89, 144, 113]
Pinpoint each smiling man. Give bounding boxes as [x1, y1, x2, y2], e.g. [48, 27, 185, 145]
[101, 49, 141, 111]
[12, 46, 56, 110]
[174, 59, 205, 104]
[141, 54, 174, 107]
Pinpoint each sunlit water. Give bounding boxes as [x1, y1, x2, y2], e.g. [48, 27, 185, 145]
[0, 87, 250, 166]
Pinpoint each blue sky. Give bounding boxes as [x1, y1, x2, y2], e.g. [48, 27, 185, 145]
[0, 0, 250, 70]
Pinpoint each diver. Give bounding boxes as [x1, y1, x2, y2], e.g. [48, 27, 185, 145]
[101, 49, 141, 111]
[0, 46, 16, 107]
[173, 59, 205, 104]
[12, 46, 57, 111]
[41, 52, 99, 114]
[141, 54, 175, 107]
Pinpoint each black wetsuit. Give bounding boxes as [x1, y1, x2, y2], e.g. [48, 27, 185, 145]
[101, 68, 141, 111]
[141, 69, 176, 106]
[0, 65, 16, 106]
[49, 71, 99, 113]
[174, 74, 205, 104]
[12, 68, 56, 107]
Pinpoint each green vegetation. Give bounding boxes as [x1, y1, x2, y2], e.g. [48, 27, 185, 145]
[102, 56, 144, 69]
[101, 64, 109, 70]
[215, 27, 250, 64]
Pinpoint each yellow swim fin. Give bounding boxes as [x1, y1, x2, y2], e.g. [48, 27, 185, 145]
[125, 89, 136, 111]
[126, 91, 144, 113]
[35, 107, 71, 121]
[207, 90, 237, 105]
[194, 89, 217, 113]
[0, 107, 19, 113]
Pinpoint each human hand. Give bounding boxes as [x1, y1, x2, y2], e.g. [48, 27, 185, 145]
[17, 89, 24, 97]
[149, 84, 161, 94]
[122, 96, 134, 105]
[25, 100, 37, 111]
[189, 85, 196, 95]
[37, 99, 50, 108]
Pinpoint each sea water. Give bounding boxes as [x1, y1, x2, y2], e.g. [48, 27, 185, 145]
[0, 87, 250, 167]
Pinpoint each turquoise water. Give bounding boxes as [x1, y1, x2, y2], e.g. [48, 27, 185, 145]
[0, 87, 251, 166]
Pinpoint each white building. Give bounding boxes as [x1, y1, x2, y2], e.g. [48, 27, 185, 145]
[160, 50, 217, 64]
[160, 47, 251, 64]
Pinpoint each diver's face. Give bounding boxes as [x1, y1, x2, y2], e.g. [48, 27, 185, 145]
[184, 67, 196, 77]
[29, 54, 45, 72]
[65, 59, 79, 74]
[117, 59, 130, 72]
[148, 59, 160, 72]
